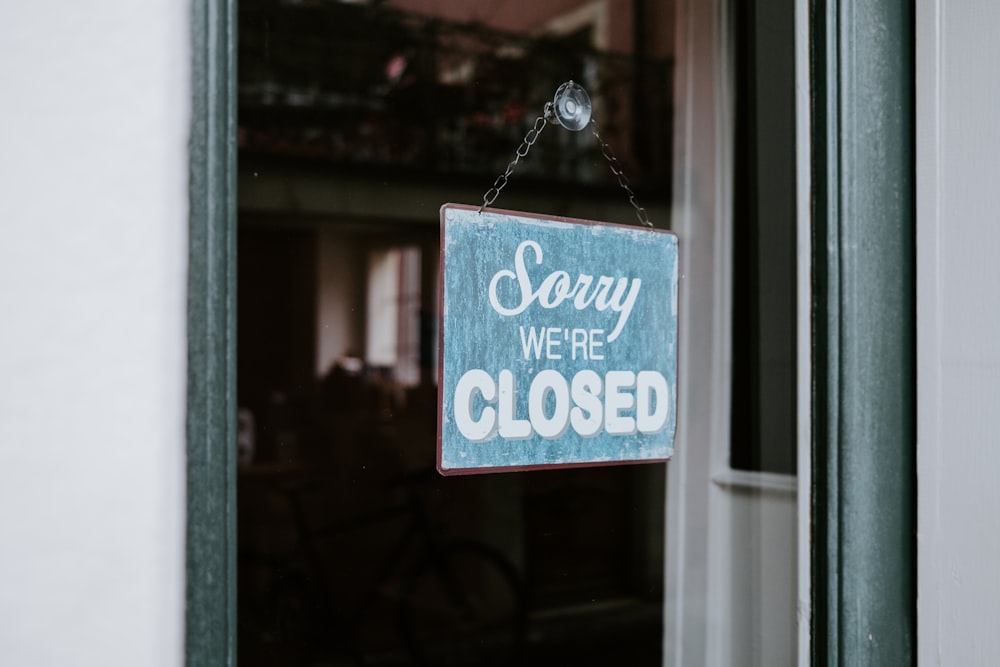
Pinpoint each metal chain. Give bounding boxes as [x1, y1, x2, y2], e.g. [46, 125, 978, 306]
[590, 119, 653, 228]
[479, 111, 549, 213]
[479, 104, 652, 229]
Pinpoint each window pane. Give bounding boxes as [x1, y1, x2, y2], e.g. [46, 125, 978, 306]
[236, 1, 675, 665]
[730, 0, 797, 475]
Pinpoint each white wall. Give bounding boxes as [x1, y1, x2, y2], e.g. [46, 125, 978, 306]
[0, 3, 189, 666]
[917, 0, 1000, 663]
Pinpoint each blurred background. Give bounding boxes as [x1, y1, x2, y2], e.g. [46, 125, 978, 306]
[235, 1, 676, 664]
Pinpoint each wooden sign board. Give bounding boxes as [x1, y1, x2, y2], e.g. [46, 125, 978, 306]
[438, 204, 679, 474]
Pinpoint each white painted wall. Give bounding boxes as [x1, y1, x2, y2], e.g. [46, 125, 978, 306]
[0, 3, 189, 666]
[917, 1, 1000, 664]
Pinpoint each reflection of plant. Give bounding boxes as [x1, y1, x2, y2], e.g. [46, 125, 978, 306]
[237, 0, 672, 189]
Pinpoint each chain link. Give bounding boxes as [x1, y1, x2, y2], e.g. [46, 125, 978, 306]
[479, 105, 652, 229]
[590, 120, 653, 228]
[479, 113, 548, 213]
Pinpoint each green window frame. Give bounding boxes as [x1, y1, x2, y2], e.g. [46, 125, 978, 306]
[810, 0, 916, 663]
[182, 0, 916, 663]
[187, 0, 237, 665]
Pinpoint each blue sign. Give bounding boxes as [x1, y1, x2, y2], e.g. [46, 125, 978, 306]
[438, 204, 678, 474]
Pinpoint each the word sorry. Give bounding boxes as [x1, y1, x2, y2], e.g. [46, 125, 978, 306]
[487, 240, 642, 342]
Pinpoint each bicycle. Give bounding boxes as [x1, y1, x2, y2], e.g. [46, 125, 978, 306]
[238, 467, 526, 666]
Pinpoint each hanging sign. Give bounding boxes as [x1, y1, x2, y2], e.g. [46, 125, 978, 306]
[437, 204, 679, 474]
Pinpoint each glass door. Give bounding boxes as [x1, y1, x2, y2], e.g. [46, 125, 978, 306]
[235, 2, 675, 664]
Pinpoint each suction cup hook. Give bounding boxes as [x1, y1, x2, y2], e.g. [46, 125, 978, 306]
[479, 79, 650, 226]
[549, 80, 592, 131]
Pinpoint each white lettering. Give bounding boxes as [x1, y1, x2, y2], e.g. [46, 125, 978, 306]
[636, 371, 670, 434]
[544, 327, 562, 359]
[452, 368, 671, 442]
[570, 370, 603, 437]
[528, 370, 571, 439]
[589, 329, 605, 360]
[604, 370, 637, 435]
[454, 369, 497, 441]
[498, 370, 533, 439]
[571, 328, 589, 360]
[571, 275, 596, 308]
[487, 240, 642, 342]
[488, 240, 541, 316]
[519, 326, 545, 360]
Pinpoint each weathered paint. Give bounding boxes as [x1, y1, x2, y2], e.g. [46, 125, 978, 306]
[811, 0, 915, 662]
[187, 0, 237, 664]
[438, 204, 678, 473]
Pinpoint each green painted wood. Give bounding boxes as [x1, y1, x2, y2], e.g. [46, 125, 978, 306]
[187, 0, 237, 665]
[811, 0, 915, 664]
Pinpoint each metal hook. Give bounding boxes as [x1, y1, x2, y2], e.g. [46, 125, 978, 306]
[549, 80, 592, 131]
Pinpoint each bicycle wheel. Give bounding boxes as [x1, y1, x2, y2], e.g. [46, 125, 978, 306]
[397, 541, 525, 666]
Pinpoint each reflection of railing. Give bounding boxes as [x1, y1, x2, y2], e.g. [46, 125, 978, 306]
[238, 0, 673, 192]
